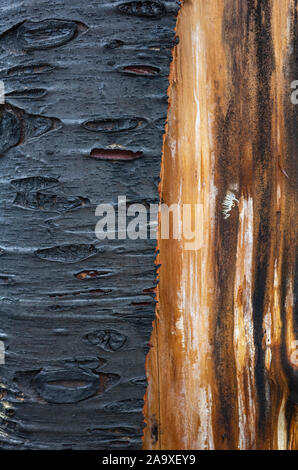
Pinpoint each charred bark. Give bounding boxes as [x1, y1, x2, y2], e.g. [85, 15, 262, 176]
[0, 0, 178, 449]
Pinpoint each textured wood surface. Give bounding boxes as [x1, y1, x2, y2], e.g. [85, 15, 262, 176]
[144, 0, 297, 450]
[0, 0, 178, 449]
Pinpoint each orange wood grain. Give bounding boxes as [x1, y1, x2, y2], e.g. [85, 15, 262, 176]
[144, 0, 297, 450]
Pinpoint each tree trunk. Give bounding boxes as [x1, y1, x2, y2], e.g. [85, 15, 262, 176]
[0, 0, 297, 451]
[0, 0, 177, 449]
[144, 0, 297, 450]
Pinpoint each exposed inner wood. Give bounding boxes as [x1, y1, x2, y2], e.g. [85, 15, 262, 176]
[144, 0, 297, 450]
[0, 2, 179, 449]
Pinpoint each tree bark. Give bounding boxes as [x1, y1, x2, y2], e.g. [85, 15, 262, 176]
[0, 0, 177, 449]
